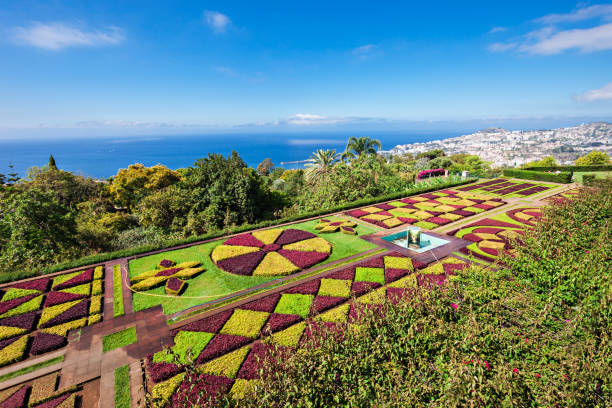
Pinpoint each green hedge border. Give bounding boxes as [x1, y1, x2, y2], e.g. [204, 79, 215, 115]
[502, 169, 572, 183]
[0, 177, 475, 285]
[523, 165, 612, 172]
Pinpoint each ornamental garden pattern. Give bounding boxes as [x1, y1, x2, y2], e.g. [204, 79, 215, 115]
[0, 177, 579, 407]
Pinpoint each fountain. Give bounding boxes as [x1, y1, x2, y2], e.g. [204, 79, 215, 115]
[382, 227, 450, 253]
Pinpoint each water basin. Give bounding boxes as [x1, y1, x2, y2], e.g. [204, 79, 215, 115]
[382, 231, 450, 253]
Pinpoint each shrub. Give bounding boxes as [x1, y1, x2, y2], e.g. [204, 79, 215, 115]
[0, 295, 43, 319]
[165, 278, 186, 296]
[417, 168, 444, 180]
[40, 318, 87, 336]
[0, 336, 28, 367]
[502, 168, 572, 183]
[582, 174, 597, 185]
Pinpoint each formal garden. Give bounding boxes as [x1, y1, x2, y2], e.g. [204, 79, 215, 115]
[0, 170, 609, 407]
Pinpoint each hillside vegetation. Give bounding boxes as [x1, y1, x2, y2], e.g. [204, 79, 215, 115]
[219, 179, 611, 407]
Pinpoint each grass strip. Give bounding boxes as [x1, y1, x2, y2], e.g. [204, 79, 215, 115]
[114, 364, 131, 408]
[112, 264, 125, 317]
[103, 327, 137, 353]
[0, 355, 64, 383]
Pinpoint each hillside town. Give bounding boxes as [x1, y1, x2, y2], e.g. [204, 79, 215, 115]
[382, 122, 612, 167]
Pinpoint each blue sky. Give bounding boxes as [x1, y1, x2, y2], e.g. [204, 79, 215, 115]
[1, 0, 612, 137]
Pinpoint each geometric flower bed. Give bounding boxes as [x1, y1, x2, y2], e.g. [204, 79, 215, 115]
[145, 252, 470, 406]
[0, 266, 104, 367]
[129, 260, 205, 295]
[345, 189, 505, 229]
[455, 178, 553, 197]
[210, 229, 332, 277]
[314, 219, 358, 235]
[0, 371, 81, 408]
[449, 207, 543, 262]
[544, 188, 580, 204]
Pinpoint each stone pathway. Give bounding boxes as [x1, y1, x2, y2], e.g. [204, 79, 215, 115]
[59, 306, 171, 390]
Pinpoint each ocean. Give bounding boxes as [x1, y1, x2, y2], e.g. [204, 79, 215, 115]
[0, 131, 460, 179]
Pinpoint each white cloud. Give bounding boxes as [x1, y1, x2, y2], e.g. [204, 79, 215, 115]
[488, 4, 612, 55]
[535, 4, 612, 25]
[351, 44, 379, 60]
[204, 11, 231, 33]
[487, 42, 517, 52]
[521, 22, 612, 54]
[488, 26, 508, 34]
[574, 82, 612, 102]
[11, 22, 124, 50]
[238, 114, 382, 128]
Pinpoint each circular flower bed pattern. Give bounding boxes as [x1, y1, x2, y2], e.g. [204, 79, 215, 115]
[211, 229, 332, 277]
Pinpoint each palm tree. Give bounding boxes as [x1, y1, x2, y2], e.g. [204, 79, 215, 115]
[342, 137, 382, 161]
[305, 149, 339, 183]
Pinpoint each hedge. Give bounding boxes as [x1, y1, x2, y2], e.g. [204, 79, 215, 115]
[502, 169, 572, 183]
[523, 165, 612, 172]
[0, 177, 475, 285]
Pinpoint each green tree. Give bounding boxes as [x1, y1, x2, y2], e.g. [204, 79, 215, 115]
[109, 164, 181, 210]
[23, 166, 101, 211]
[306, 149, 340, 183]
[428, 157, 454, 169]
[76, 198, 134, 250]
[574, 150, 610, 166]
[0, 189, 77, 270]
[416, 149, 445, 160]
[521, 156, 557, 168]
[48, 155, 58, 170]
[341, 137, 382, 161]
[256, 158, 274, 176]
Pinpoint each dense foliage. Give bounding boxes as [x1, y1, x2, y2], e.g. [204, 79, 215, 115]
[502, 168, 572, 183]
[220, 179, 611, 407]
[0, 139, 471, 277]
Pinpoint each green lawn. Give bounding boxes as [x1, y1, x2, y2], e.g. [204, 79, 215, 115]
[114, 365, 131, 408]
[128, 217, 378, 315]
[103, 327, 137, 353]
[572, 171, 611, 183]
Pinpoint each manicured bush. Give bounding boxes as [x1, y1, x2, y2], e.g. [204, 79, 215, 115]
[502, 168, 572, 183]
[30, 332, 67, 355]
[40, 318, 87, 336]
[94, 266, 104, 280]
[0, 312, 37, 331]
[0, 335, 28, 367]
[165, 278, 186, 296]
[44, 291, 85, 308]
[153, 331, 214, 365]
[0, 384, 29, 408]
[39, 299, 88, 329]
[523, 164, 612, 172]
[0, 295, 43, 319]
[0, 326, 26, 341]
[159, 259, 176, 268]
[89, 295, 102, 315]
[220, 310, 269, 338]
[53, 269, 94, 290]
[274, 294, 314, 318]
[1, 288, 40, 302]
[38, 299, 83, 327]
[417, 168, 444, 180]
[196, 334, 252, 364]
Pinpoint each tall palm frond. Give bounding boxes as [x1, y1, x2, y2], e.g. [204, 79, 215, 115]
[305, 149, 339, 183]
[343, 137, 382, 160]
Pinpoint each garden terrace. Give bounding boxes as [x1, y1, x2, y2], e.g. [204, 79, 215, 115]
[0, 181, 582, 407]
[345, 188, 506, 229]
[128, 218, 378, 315]
[454, 178, 560, 197]
[0, 266, 105, 366]
[145, 252, 472, 406]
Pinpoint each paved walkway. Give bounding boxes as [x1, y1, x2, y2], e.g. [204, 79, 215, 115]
[59, 306, 171, 389]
